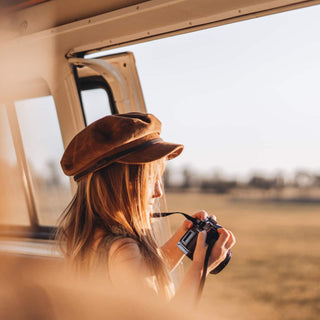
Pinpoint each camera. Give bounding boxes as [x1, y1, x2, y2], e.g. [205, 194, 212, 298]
[177, 216, 232, 274]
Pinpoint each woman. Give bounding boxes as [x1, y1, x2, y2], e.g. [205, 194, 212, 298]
[57, 112, 235, 303]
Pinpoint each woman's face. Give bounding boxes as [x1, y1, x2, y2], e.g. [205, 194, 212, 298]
[147, 179, 163, 212]
[146, 159, 165, 213]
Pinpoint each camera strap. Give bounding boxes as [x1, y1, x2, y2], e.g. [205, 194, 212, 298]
[152, 212, 214, 300]
[197, 240, 214, 301]
[152, 211, 199, 223]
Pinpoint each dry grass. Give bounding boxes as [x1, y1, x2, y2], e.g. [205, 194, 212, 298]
[165, 191, 320, 320]
[1, 182, 319, 319]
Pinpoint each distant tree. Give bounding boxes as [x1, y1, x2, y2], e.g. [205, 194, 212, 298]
[313, 175, 320, 187]
[201, 179, 237, 194]
[273, 173, 285, 190]
[163, 166, 171, 189]
[46, 160, 61, 188]
[248, 175, 274, 190]
[181, 167, 192, 189]
[294, 170, 313, 188]
[200, 169, 237, 194]
[28, 161, 44, 190]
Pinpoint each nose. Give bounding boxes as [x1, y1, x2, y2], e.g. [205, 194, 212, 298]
[152, 180, 163, 199]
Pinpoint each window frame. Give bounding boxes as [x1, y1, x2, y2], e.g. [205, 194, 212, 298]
[79, 76, 117, 113]
[76, 73, 118, 127]
[0, 224, 55, 240]
[0, 54, 142, 240]
[0, 82, 64, 240]
[0, 74, 117, 240]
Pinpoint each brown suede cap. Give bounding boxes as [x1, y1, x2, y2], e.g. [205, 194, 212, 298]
[61, 112, 183, 181]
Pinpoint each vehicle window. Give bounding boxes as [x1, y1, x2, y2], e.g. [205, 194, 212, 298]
[81, 88, 112, 125]
[15, 95, 72, 226]
[0, 104, 29, 226]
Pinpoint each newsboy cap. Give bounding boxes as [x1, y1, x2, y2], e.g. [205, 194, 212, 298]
[61, 112, 184, 181]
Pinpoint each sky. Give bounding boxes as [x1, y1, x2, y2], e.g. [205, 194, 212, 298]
[87, 5, 320, 182]
[7, 5, 320, 184]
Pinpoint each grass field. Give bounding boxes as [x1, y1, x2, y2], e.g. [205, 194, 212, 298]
[165, 191, 320, 320]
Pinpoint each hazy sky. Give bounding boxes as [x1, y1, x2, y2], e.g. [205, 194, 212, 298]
[88, 5, 320, 181]
[10, 5, 320, 183]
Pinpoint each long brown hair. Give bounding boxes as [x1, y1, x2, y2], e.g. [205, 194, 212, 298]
[56, 159, 173, 298]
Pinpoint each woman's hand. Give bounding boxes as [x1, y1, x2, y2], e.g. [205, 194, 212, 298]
[190, 211, 236, 275]
[174, 211, 235, 305]
[183, 210, 216, 230]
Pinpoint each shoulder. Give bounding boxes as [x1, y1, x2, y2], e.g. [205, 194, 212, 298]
[108, 237, 142, 264]
[106, 237, 158, 296]
[107, 238, 152, 284]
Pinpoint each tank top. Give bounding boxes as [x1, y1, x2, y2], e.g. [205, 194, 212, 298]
[92, 227, 129, 277]
[91, 228, 159, 294]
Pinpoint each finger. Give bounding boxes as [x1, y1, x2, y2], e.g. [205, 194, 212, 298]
[193, 210, 208, 220]
[195, 231, 207, 250]
[210, 214, 217, 223]
[183, 220, 193, 229]
[224, 230, 236, 249]
[216, 228, 230, 247]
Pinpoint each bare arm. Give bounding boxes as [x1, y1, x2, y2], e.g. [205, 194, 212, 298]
[160, 224, 188, 271]
[160, 210, 208, 272]
[108, 225, 235, 306]
[173, 227, 236, 305]
[162, 210, 236, 305]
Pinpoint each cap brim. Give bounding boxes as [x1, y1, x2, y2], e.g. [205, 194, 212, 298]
[117, 141, 184, 164]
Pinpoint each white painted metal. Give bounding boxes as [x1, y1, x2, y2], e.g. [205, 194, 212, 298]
[5, 102, 39, 226]
[0, 239, 61, 257]
[70, 58, 132, 113]
[71, 52, 146, 113]
[2, 0, 319, 59]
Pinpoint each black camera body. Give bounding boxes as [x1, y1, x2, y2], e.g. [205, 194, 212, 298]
[177, 216, 232, 274]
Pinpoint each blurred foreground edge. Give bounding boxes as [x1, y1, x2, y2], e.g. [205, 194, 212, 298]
[0, 254, 211, 320]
